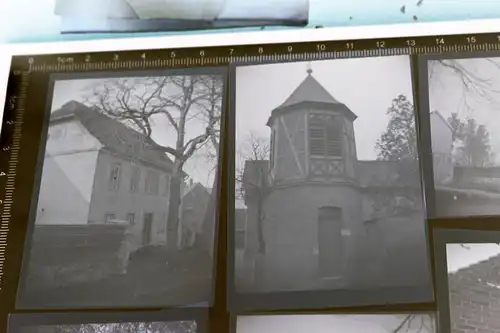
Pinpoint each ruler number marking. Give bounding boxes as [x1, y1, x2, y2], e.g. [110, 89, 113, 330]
[466, 36, 477, 44]
[406, 39, 416, 47]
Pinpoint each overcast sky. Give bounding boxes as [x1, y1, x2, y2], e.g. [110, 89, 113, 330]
[428, 57, 500, 163]
[236, 314, 435, 333]
[235, 55, 414, 162]
[446, 243, 500, 273]
[50, 77, 221, 187]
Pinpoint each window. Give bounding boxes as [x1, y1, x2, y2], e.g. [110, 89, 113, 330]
[145, 170, 160, 195]
[108, 163, 122, 191]
[309, 114, 342, 157]
[164, 175, 171, 197]
[105, 213, 116, 223]
[126, 213, 135, 225]
[129, 166, 141, 192]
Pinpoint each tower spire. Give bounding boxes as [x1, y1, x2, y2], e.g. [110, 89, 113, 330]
[306, 62, 313, 75]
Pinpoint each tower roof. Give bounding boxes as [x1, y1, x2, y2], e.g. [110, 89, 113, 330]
[266, 69, 357, 127]
[278, 72, 342, 109]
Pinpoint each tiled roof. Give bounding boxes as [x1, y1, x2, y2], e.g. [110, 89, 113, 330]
[51, 101, 175, 172]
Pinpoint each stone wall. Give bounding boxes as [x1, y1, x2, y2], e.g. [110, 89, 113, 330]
[24, 223, 129, 291]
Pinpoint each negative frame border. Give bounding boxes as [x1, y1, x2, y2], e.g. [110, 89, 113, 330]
[14, 65, 229, 311]
[226, 55, 435, 312]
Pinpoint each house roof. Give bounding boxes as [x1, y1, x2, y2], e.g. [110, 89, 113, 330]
[266, 70, 357, 126]
[448, 251, 500, 290]
[357, 160, 421, 188]
[50, 101, 176, 173]
[183, 182, 211, 198]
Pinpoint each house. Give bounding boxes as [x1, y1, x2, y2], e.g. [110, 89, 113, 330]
[179, 181, 212, 248]
[35, 100, 185, 250]
[239, 67, 433, 293]
[448, 253, 500, 332]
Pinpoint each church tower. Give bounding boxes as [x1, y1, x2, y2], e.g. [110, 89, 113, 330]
[267, 65, 359, 187]
[259, 64, 363, 292]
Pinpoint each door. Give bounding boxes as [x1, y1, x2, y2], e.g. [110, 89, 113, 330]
[142, 213, 153, 245]
[317, 206, 343, 278]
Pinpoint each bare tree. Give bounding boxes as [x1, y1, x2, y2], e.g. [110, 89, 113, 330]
[84, 75, 223, 249]
[236, 132, 270, 254]
[430, 59, 500, 113]
[390, 314, 435, 333]
[195, 77, 224, 256]
[22, 321, 197, 333]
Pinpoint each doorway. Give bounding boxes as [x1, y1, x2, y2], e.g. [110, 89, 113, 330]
[317, 206, 343, 278]
[142, 213, 154, 245]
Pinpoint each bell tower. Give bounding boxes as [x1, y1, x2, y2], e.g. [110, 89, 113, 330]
[267, 65, 358, 186]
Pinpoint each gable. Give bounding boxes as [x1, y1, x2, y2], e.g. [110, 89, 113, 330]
[46, 119, 102, 156]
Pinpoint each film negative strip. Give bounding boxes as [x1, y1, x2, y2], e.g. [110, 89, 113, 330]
[4, 31, 500, 333]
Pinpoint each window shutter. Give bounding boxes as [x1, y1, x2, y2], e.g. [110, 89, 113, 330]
[309, 114, 342, 157]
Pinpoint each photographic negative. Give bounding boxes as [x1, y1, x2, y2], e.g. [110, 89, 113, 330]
[16, 69, 226, 309]
[8, 309, 207, 333]
[235, 314, 436, 333]
[230, 56, 433, 309]
[423, 55, 500, 218]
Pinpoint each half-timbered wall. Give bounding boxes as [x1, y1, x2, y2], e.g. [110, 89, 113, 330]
[272, 110, 308, 184]
[307, 111, 357, 182]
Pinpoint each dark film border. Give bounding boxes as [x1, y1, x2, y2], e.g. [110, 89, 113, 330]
[8, 307, 208, 333]
[0, 65, 26, 333]
[430, 224, 500, 333]
[226, 56, 435, 312]
[10, 66, 228, 311]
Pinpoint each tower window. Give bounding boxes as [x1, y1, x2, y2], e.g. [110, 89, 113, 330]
[309, 114, 342, 157]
